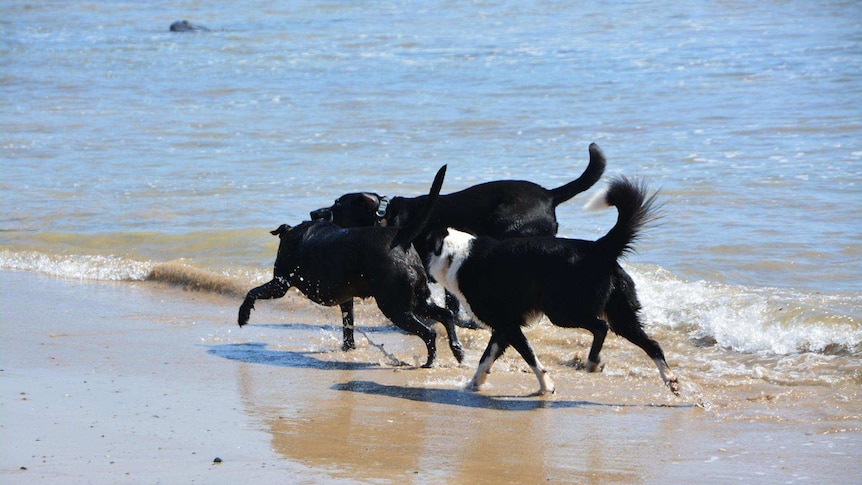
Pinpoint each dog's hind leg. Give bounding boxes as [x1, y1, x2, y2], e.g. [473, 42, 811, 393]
[506, 326, 555, 395]
[339, 300, 356, 351]
[605, 287, 680, 395]
[415, 301, 465, 363]
[583, 319, 608, 373]
[551, 316, 608, 373]
[468, 331, 509, 391]
[382, 310, 438, 368]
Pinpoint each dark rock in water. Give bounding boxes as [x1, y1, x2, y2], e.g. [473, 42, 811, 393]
[170, 20, 210, 33]
[212, 457, 222, 464]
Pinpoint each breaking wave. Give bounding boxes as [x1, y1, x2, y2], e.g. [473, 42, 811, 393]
[0, 249, 153, 281]
[631, 265, 862, 356]
[0, 249, 267, 298]
[2, 248, 859, 358]
[146, 261, 252, 297]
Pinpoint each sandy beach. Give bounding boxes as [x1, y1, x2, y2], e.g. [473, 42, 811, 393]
[4, 1, 862, 483]
[1, 270, 859, 484]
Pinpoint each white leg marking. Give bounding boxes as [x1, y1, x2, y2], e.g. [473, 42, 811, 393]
[653, 357, 680, 395]
[467, 342, 498, 390]
[531, 356, 555, 395]
[468, 367, 488, 391]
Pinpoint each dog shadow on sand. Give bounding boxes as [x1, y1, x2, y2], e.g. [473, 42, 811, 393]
[207, 342, 692, 411]
[331, 380, 692, 411]
[207, 342, 382, 371]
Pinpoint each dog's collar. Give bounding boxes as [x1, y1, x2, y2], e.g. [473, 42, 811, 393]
[375, 196, 389, 226]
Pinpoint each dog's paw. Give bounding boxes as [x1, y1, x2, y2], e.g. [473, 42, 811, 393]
[421, 353, 438, 368]
[586, 359, 605, 373]
[569, 355, 604, 372]
[450, 343, 465, 364]
[529, 387, 555, 397]
[667, 377, 681, 396]
[538, 371, 556, 396]
[237, 298, 255, 327]
[465, 379, 482, 392]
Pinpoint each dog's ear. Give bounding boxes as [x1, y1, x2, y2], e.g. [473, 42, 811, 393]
[359, 193, 380, 210]
[270, 224, 291, 237]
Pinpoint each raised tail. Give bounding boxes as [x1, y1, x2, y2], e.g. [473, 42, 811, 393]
[549, 142, 607, 206]
[390, 165, 447, 249]
[584, 176, 660, 261]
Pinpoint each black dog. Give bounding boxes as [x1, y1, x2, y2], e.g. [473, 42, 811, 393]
[238, 166, 463, 367]
[424, 176, 679, 395]
[310, 143, 607, 317]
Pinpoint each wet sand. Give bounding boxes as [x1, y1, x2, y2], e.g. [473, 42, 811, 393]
[1, 270, 859, 484]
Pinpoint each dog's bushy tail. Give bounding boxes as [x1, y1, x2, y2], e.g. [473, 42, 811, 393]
[584, 176, 660, 261]
[549, 143, 607, 206]
[391, 165, 447, 249]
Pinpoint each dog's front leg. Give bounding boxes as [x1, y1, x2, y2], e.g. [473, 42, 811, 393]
[238, 276, 290, 326]
[507, 326, 555, 395]
[445, 290, 480, 329]
[468, 332, 508, 391]
[340, 300, 356, 351]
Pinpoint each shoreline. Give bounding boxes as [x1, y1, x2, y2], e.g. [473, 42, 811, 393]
[1, 270, 860, 483]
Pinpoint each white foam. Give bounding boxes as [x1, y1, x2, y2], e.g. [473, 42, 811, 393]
[629, 264, 862, 356]
[0, 249, 153, 281]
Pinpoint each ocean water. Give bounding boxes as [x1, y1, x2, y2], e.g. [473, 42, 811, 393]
[2, 1, 860, 388]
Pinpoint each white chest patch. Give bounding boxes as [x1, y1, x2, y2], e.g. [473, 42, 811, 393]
[428, 229, 477, 319]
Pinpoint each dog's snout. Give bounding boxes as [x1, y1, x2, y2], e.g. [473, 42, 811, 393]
[310, 207, 333, 222]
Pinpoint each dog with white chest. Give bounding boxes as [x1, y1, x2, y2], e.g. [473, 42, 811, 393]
[425, 176, 680, 395]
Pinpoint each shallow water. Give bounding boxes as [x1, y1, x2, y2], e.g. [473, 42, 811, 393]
[2, 2, 860, 395]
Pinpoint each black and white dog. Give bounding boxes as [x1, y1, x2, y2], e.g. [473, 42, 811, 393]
[238, 165, 464, 367]
[424, 176, 680, 395]
[310, 143, 607, 319]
